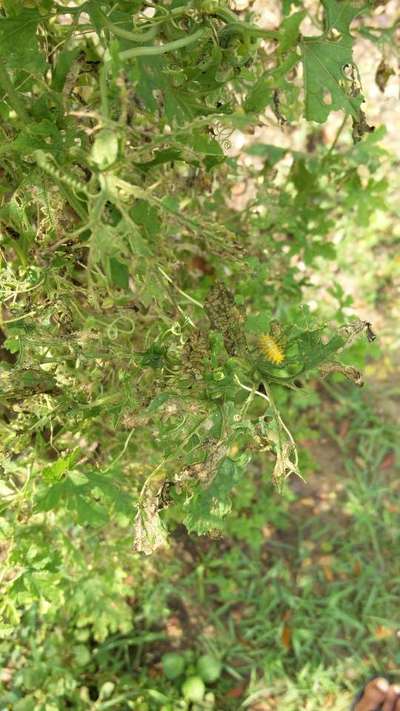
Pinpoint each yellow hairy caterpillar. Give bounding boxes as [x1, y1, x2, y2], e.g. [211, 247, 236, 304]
[259, 334, 285, 365]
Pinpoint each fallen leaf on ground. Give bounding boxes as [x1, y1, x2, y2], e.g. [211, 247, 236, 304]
[374, 625, 393, 640]
[225, 684, 246, 698]
[381, 451, 396, 469]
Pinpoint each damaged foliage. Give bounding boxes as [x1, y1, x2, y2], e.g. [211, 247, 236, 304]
[204, 283, 247, 357]
[0, 0, 387, 570]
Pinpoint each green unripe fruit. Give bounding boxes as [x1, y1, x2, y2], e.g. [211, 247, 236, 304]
[90, 129, 119, 170]
[181, 676, 206, 702]
[162, 652, 185, 680]
[197, 654, 222, 683]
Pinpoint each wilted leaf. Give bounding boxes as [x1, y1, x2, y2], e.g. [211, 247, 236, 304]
[374, 625, 393, 640]
[381, 451, 395, 470]
[375, 59, 395, 92]
[352, 109, 375, 143]
[225, 684, 246, 699]
[272, 439, 301, 486]
[319, 361, 363, 386]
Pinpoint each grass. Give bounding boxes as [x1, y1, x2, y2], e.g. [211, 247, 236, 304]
[2, 376, 398, 710]
[106, 375, 398, 710]
[2, 12, 399, 705]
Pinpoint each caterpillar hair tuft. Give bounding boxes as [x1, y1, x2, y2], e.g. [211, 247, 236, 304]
[259, 334, 285, 365]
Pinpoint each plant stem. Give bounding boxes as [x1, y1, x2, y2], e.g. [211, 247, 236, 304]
[158, 266, 204, 309]
[117, 28, 208, 60]
[95, 8, 158, 43]
[326, 115, 348, 158]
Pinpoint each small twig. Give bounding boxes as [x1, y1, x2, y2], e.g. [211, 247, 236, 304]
[325, 115, 348, 158]
[158, 266, 204, 309]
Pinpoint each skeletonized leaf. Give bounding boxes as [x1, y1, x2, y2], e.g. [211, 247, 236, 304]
[133, 503, 168, 555]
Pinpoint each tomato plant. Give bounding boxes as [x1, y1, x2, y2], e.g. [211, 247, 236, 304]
[0, 0, 393, 618]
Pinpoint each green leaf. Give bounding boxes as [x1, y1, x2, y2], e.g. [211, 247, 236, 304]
[86, 471, 132, 515]
[13, 120, 64, 158]
[75, 496, 108, 526]
[244, 51, 299, 113]
[134, 56, 193, 124]
[245, 313, 272, 334]
[68, 470, 89, 486]
[73, 644, 91, 667]
[131, 200, 161, 239]
[301, 35, 362, 122]
[147, 392, 174, 412]
[36, 478, 108, 526]
[109, 257, 130, 290]
[322, 0, 366, 35]
[3, 337, 20, 354]
[51, 46, 81, 93]
[42, 451, 79, 482]
[36, 481, 67, 511]
[189, 131, 224, 171]
[278, 10, 306, 54]
[245, 144, 287, 166]
[89, 225, 127, 265]
[183, 458, 243, 534]
[0, 9, 45, 72]
[134, 148, 182, 172]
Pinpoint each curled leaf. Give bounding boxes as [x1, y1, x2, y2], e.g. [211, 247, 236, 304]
[319, 361, 363, 386]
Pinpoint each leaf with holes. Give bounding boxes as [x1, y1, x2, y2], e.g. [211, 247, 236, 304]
[301, 35, 362, 122]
